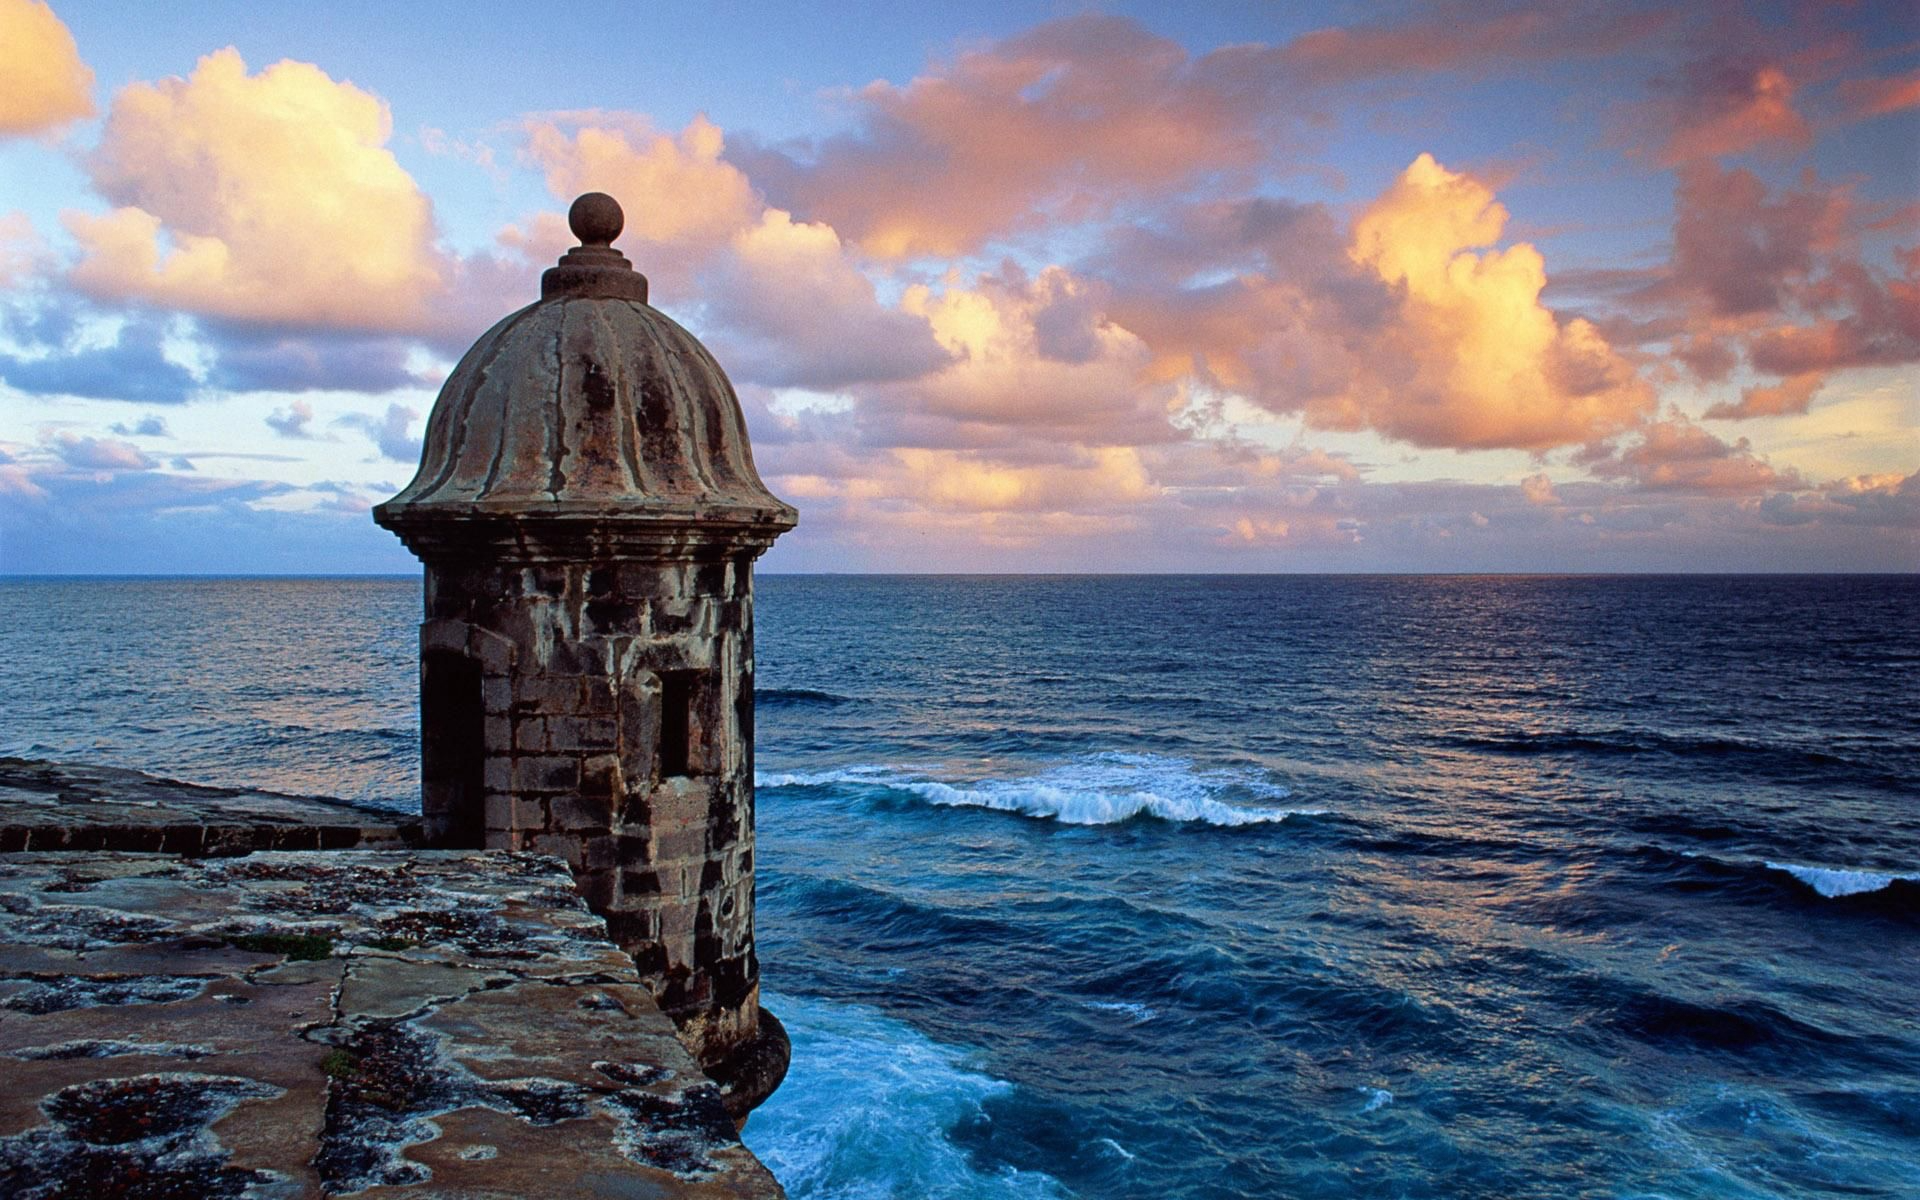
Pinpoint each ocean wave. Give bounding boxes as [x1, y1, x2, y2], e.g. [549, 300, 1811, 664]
[742, 991, 1069, 1200]
[1440, 728, 1852, 769]
[759, 752, 1322, 828]
[1082, 1000, 1157, 1023]
[1646, 846, 1920, 914]
[758, 687, 854, 707]
[1763, 861, 1920, 899]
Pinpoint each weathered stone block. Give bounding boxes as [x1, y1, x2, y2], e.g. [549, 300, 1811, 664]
[528, 833, 584, 868]
[550, 792, 610, 833]
[512, 757, 578, 793]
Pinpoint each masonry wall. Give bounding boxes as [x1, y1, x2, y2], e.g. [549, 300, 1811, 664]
[416, 552, 762, 1065]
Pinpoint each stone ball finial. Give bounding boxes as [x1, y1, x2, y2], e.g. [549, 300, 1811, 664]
[569, 192, 623, 247]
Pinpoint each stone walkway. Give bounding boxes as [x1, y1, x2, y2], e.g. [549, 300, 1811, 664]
[0, 847, 784, 1197]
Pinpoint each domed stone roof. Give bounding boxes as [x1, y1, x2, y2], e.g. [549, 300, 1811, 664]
[375, 194, 796, 553]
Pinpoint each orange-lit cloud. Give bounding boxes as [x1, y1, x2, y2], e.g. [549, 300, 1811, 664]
[66, 49, 448, 331]
[1705, 371, 1824, 420]
[1097, 156, 1653, 452]
[1334, 154, 1652, 449]
[0, 0, 93, 136]
[518, 114, 949, 389]
[520, 113, 759, 293]
[1521, 473, 1561, 505]
[869, 264, 1180, 449]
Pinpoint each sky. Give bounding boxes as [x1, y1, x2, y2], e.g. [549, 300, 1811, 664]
[0, 0, 1914, 574]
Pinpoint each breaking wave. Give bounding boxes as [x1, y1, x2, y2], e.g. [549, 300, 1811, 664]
[742, 991, 1068, 1200]
[1763, 861, 1920, 899]
[759, 752, 1322, 828]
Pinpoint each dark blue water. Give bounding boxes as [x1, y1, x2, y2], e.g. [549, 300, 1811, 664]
[3, 575, 1916, 1198]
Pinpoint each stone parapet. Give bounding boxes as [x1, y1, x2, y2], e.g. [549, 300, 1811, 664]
[0, 759, 420, 856]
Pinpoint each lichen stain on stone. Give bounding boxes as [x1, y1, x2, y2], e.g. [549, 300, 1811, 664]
[314, 1018, 597, 1193]
[12, 1039, 215, 1061]
[2, 974, 213, 1015]
[601, 1084, 735, 1178]
[0, 1072, 285, 1200]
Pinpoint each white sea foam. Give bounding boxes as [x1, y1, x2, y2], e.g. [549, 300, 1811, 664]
[1082, 1000, 1158, 1023]
[743, 990, 1070, 1200]
[759, 752, 1323, 828]
[1764, 861, 1920, 898]
[1359, 1087, 1394, 1113]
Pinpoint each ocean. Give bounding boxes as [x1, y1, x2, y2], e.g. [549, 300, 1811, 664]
[2, 574, 1915, 1199]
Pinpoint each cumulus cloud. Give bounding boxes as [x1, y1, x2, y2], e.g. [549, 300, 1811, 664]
[0, 0, 93, 136]
[1090, 156, 1653, 453]
[1521, 473, 1560, 505]
[1363, 157, 1649, 444]
[266, 399, 317, 439]
[861, 264, 1181, 450]
[1669, 162, 1845, 318]
[1640, 165, 1919, 408]
[338, 403, 420, 462]
[1326, 154, 1651, 449]
[66, 48, 448, 331]
[0, 316, 198, 404]
[520, 113, 760, 297]
[704, 209, 950, 388]
[208, 328, 428, 393]
[109, 415, 169, 437]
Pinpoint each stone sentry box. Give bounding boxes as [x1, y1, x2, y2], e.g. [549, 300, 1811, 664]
[373, 193, 796, 1117]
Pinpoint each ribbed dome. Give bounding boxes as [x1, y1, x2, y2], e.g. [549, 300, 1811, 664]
[375, 194, 795, 542]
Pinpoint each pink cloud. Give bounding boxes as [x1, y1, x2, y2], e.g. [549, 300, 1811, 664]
[1705, 371, 1824, 420]
[47, 431, 156, 472]
[1839, 70, 1920, 120]
[737, 16, 1267, 259]
[1588, 417, 1799, 495]
[1653, 60, 1811, 164]
[1669, 162, 1847, 318]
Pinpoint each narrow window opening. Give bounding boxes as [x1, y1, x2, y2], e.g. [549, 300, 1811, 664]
[658, 669, 697, 778]
[421, 650, 485, 847]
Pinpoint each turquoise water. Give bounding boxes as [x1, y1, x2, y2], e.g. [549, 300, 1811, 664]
[3, 575, 1916, 1198]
